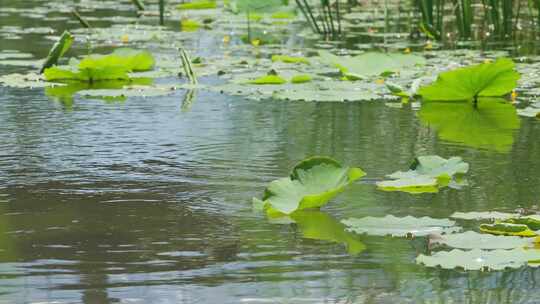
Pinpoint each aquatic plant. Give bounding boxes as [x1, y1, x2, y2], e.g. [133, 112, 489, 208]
[295, 0, 342, 38]
[377, 155, 469, 194]
[418, 58, 519, 104]
[40, 31, 74, 74]
[342, 215, 460, 237]
[131, 0, 145, 11]
[479, 223, 537, 237]
[177, 0, 217, 10]
[179, 48, 198, 85]
[253, 156, 365, 216]
[44, 48, 155, 83]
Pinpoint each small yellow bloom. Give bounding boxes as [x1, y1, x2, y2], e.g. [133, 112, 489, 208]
[375, 78, 385, 85]
[424, 41, 432, 50]
[251, 39, 260, 47]
[511, 90, 518, 102]
[223, 35, 231, 44]
[121, 34, 129, 44]
[404, 48, 411, 54]
[484, 59, 493, 64]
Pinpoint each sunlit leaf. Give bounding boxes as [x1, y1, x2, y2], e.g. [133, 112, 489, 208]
[254, 156, 365, 215]
[430, 231, 531, 250]
[479, 223, 537, 237]
[418, 58, 520, 102]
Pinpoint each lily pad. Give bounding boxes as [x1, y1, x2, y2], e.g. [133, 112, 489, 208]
[517, 102, 540, 118]
[342, 215, 460, 237]
[177, 0, 217, 10]
[418, 98, 520, 152]
[291, 74, 312, 84]
[254, 156, 365, 215]
[505, 216, 540, 230]
[248, 74, 287, 85]
[417, 248, 540, 270]
[419, 58, 520, 102]
[319, 50, 426, 78]
[450, 211, 519, 221]
[376, 155, 469, 194]
[0, 72, 59, 88]
[430, 231, 531, 250]
[479, 223, 537, 237]
[271, 55, 309, 64]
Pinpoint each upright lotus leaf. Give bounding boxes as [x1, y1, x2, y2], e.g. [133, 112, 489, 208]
[417, 248, 540, 270]
[341, 215, 460, 237]
[450, 211, 519, 221]
[479, 223, 537, 237]
[418, 58, 520, 102]
[290, 211, 366, 255]
[44, 49, 155, 83]
[319, 50, 426, 78]
[430, 231, 531, 250]
[39, 30, 74, 73]
[418, 98, 520, 152]
[376, 155, 469, 194]
[255, 156, 365, 215]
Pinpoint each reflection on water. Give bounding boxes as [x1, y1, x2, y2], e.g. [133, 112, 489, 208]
[1, 1, 540, 303]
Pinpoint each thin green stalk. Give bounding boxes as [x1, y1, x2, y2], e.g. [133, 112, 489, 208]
[159, 0, 165, 25]
[131, 0, 145, 10]
[179, 48, 197, 85]
[71, 9, 91, 28]
[295, 0, 318, 33]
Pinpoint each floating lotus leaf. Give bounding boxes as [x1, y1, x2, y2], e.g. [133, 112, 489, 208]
[517, 102, 540, 118]
[290, 74, 312, 84]
[377, 155, 469, 194]
[341, 215, 460, 237]
[479, 223, 537, 237]
[417, 248, 540, 270]
[271, 55, 309, 64]
[0, 72, 58, 88]
[229, 0, 287, 13]
[248, 74, 287, 85]
[505, 216, 540, 231]
[418, 98, 520, 152]
[319, 50, 426, 78]
[76, 85, 176, 99]
[254, 156, 365, 215]
[177, 0, 217, 10]
[450, 211, 519, 221]
[290, 211, 366, 255]
[431, 231, 531, 250]
[418, 58, 519, 102]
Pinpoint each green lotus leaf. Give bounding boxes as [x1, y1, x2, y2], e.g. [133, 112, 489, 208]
[229, 0, 287, 13]
[255, 156, 365, 215]
[505, 216, 540, 230]
[342, 215, 460, 237]
[44, 49, 155, 83]
[290, 74, 312, 84]
[450, 211, 519, 221]
[319, 50, 426, 78]
[177, 0, 217, 10]
[418, 58, 520, 102]
[290, 211, 366, 255]
[247, 74, 287, 85]
[271, 55, 310, 65]
[40, 30, 73, 73]
[417, 248, 540, 270]
[479, 223, 537, 237]
[430, 231, 531, 250]
[376, 155, 469, 194]
[418, 98, 520, 152]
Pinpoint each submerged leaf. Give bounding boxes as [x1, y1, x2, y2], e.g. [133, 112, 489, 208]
[255, 156, 365, 215]
[377, 155, 469, 194]
[419, 58, 520, 102]
[479, 223, 537, 237]
[417, 248, 540, 270]
[342, 215, 460, 237]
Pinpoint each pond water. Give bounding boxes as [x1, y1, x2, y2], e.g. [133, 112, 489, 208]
[1, 1, 540, 303]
